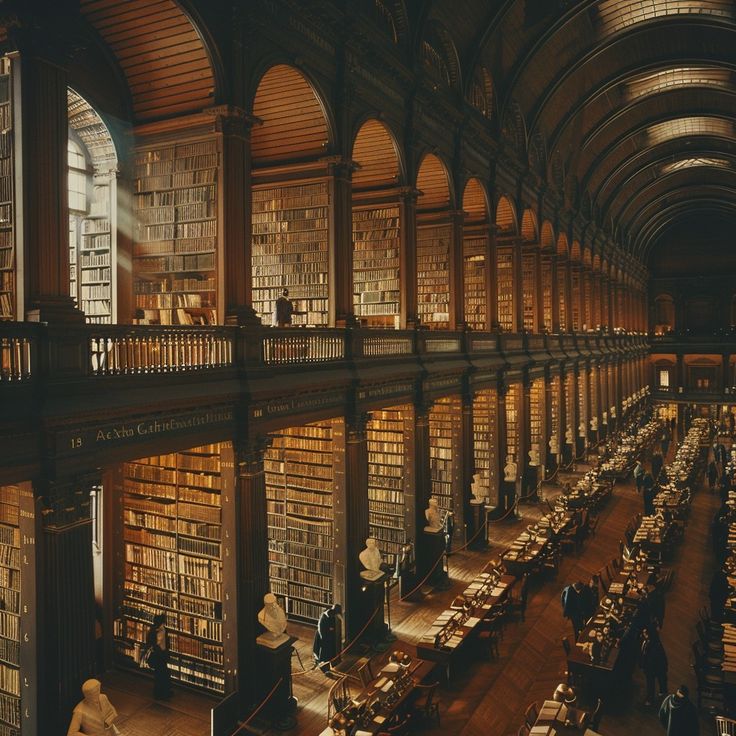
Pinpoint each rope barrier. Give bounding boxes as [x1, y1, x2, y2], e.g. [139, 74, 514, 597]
[230, 677, 284, 735]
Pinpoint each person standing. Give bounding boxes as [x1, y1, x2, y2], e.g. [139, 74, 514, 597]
[651, 452, 664, 482]
[707, 460, 718, 492]
[273, 288, 295, 327]
[147, 613, 172, 700]
[639, 626, 668, 706]
[633, 460, 645, 493]
[658, 684, 699, 735]
[643, 473, 656, 516]
[313, 603, 342, 673]
[561, 581, 585, 640]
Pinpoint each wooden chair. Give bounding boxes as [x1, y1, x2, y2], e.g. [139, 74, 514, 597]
[559, 524, 580, 555]
[412, 682, 440, 726]
[579, 698, 603, 731]
[715, 715, 736, 735]
[509, 574, 530, 622]
[524, 702, 539, 728]
[327, 674, 352, 721]
[357, 657, 374, 687]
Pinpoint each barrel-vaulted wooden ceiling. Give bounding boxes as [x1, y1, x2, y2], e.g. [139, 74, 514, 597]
[10, 0, 736, 265]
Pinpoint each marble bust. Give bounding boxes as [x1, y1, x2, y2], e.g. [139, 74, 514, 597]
[590, 417, 598, 431]
[528, 445, 540, 466]
[602, 411, 608, 425]
[424, 497, 443, 532]
[549, 436, 559, 454]
[565, 427, 574, 445]
[610, 406, 617, 419]
[504, 455, 517, 482]
[257, 593, 289, 648]
[359, 537, 386, 581]
[578, 422, 587, 438]
[470, 472, 487, 504]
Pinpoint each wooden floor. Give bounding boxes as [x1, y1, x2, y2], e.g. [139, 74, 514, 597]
[101, 445, 725, 736]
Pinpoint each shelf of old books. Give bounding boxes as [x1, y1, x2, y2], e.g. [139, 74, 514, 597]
[472, 388, 498, 505]
[565, 371, 576, 439]
[265, 421, 335, 623]
[505, 383, 520, 462]
[0, 58, 14, 322]
[114, 444, 225, 694]
[541, 253, 553, 332]
[0, 486, 20, 735]
[132, 139, 219, 326]
[416, 221, 451, 329]
[522, 250, 536, 332]
[463, 232, 487, 331]
[529, 378, 544, 452]
[570, 267, 581, 331]
[496, 246, 514, 332]
[582, 270, 592, 328]
[367, 406, 409, 567]
[549, 374, 561, 446]
[577, 370, 589, 430]
[557, 261, 568, 332]
[429, 397, 461, 518]
[352, 203, 401, 327]
[252, 179, 329, 327]
[590, 366, 599, 426]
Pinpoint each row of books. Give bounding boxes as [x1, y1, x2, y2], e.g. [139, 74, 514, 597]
[136, 184, 215, 208]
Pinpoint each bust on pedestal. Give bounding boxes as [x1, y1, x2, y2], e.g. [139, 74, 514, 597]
[257, 593, 289, 649]
[424, 497, 443, 532]
[359, 538, 389, 582]
[565, 427, 574, 446]
[504, 455, 517, 483]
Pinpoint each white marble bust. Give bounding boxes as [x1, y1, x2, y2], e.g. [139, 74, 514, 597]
[578, 422, 587, 438]
[602, 411, 608, 425]
[549, 436, 559, 454]
[610, 406, 617, 419]
[504, 454, 517, 482]
[565, 427, 574, 445]
[424, 497, 443, 532]
[590, 417, 598, 431]
[470, 472, 486, 504]
[257, 593, 288, 648]
[528, 445, 540, 466]
[359, 537, 386, 581]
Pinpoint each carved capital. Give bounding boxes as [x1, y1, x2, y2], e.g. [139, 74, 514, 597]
[346, 412, 369, 443]
[236, 436, 272, 476]
[205, 105, 261, 138]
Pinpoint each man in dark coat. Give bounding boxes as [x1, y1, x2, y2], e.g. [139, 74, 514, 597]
[643, 473, 656, 516]
[313, 603, 342, 673]
[640, 626, 668, 706]
[561, 581, 585, 640]
[651, 452, 664, 482]
[658, 684, 699, 735]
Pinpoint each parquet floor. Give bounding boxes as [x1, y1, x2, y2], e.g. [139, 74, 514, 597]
[101, 442, 725, 736]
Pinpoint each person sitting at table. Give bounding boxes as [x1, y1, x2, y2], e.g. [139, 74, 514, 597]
[590, 629, 608, 665]
[640, 626, 668, 707]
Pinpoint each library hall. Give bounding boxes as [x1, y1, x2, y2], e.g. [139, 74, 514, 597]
[3, 0, 736, 735]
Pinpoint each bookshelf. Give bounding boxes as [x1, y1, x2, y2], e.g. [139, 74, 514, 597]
[472, 388, 498, 506]
[505, 383, 520, 461]
[590, 366, 599, 424]
[557, 263, 567, 331]
[114, 444, 225, 694]
[352, 205, 401, 327]
[496, 246, 514, 331]
[570, 267, 581, 331]
[565, 371, 576, 438]
[549, 375, 560, 446]
[0, 486, 19, 736]
[265, 421, 335, 623]
[0, 58, 14, 321]
[582, 270, 592, 328]
[578, 370, 588, 430]
[463, 235, 487, 331]
[529, 378, 544, 451]
[252, 180, 329, 327]
[521, 251, 536, 332]
[133, 140, 219, 325]
[429, 397, 460, 519]
[367, 407, 408, 567]
[416, 224, 451, 328]
[541, 254, 553, 332]
[69, 218, 78, 303]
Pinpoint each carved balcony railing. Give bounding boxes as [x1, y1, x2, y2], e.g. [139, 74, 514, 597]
[0, 324, 38, 381]
[261, 329, 345, 365]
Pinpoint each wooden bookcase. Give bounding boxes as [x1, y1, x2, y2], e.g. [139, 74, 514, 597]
[0, 58, 14, 321]
[265, 421, 335, 623]
[565, 372, 576, 437]
[549, 375, 561, 446]
[529, 378, 544, 452]
[367, 407, 409, 567]
[570, 267, 581, 331]
[521, 251, 536, 332]
[590, 366, 599, 423]
[133, 139, 219, 325]
[505, 383, 520, 461]
[472, 388, 498, 506]
[557, 262, 567, 332]
[416, 223, 451, 329]
[352, 204, 401, 327]
[114, 445, 225, 694]
[541, 254, 553, 332]
[0, 486, 20, 735]
[496, 246, 514, 332]
[577, 370, 588, 429]
[252, 180, 329, 327]
[463, 234, 487, 331]
[429, 396, 461, 518]
[582, 270, 592, 328]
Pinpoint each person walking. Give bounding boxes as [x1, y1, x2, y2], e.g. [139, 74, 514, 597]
[643, 473, 656, 516]
[561, 581, 585, 640]
[146, 613, 172, 700]
[658, 684, 699, 735]
[640, 626, 668, 706]
[313, 603, 342, 673]
[651, 452, 664, 482]
[633, 459, 645, 493]
[707, 460, 718, 492]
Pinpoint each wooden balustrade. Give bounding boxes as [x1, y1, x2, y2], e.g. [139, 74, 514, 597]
[354, 329, 414, 358]
[261, 329, 345, 365]
[0, 329, 35, 382]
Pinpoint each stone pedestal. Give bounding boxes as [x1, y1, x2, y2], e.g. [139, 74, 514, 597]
[423, 529, 449, 590]
[358, 575, 388, 650]
[468, 500, 488, 550]
[255, 636, 298, 730]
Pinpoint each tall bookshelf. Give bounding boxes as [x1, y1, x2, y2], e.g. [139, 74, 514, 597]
[529, 378, 544, 453]
[133, 140, 219, 325]
[570, 268, 581, 331]
[565, 372, 576, 440]
[472, 388, 498, 506]
[252, 180, 329, 327]
[367, 407, 408, 567]
[0, 58, 14, 321]
[582, 270, 592, 328]
[522, 251, 536, 332]
[557, 263, 567, 332]
[352, 204, 401, 327]
[463, 235, 487, 331]
[429, 397, 460, 518]
[416, 224, 451, 328]
[578, 370, 588, 430]
[114, 444, 225, 694]
[590, 366, 599, 424]
[265, 421, 335, 623]
[505, 383, 520, 462]
[549, 375, 560, 447]
[497, 247, 514, 331]
[0, 487, 20, 736]
[541, 254, 553, 332]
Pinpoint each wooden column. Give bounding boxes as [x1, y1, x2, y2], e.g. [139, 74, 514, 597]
[407, 401, 433, 583]
[399, 187, 419, 328]
[34, 481, 96, 734]
[328, 159, 357, 327]
[221, 439, 270, 710]
[332, 415, 371, 640]
[210, 106, 261, 326]
[12, 48, 82, 323]
[449, 210, 465, 329]
[487, 224, 499, 331]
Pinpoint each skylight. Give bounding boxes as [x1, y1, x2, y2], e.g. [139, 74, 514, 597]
[661, 156, 731, 173]
[647, 116, 733, 144]
[627, 67, 732, 101]
[597, 0, 734, 35]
